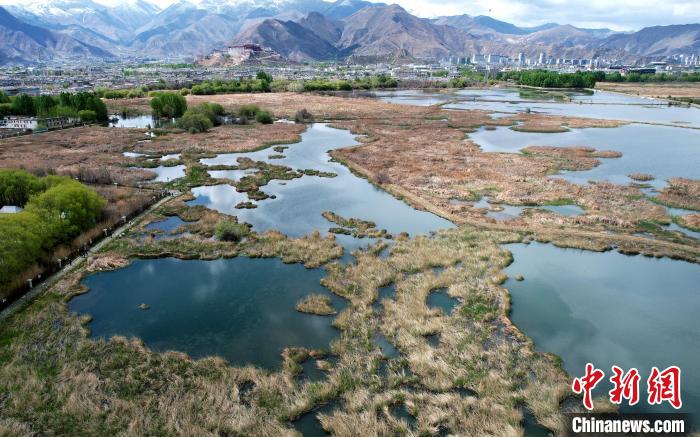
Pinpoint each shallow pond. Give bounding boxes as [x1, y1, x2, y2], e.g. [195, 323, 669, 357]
[469, 124, 700, 188]
[444, 91, 700, 128]
[427, 288, 459, 315]
[293, 400, 338, 436]
[145, 216, 185, 232]
[472, 198, 584, 220]
[504, 242, 700, 414]
[146, 165, 186, 183]
[378, 88, 700, 128]
[188, 184, 251, 214]
[71, 257, 346, 369]
[374, 89, 459, 106]
[109, 115, 174, 129]
[195, 123, 453, 249]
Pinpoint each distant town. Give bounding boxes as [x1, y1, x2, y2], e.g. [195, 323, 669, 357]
[2, 45, 699, 97]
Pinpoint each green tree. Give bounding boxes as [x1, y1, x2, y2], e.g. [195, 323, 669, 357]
[26, 181, 104, 242]
[256, 71, 273, 83]
[177, 111, 213, 133]
[255, 110, 273, 124]
[34, 95, 57, 116]
[150, 92, 187, 118]
[0, 169, 46, 206]
[11, 94, 35, 116]
[78, 110, 97, 122]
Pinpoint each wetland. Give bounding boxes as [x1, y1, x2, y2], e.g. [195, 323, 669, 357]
[1, 89, 698, 436]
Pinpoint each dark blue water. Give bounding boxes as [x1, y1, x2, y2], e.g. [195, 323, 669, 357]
[71, 257, 346, 369]
[145, 216, 186, 233]
[504, 242, 700, 414]
[427, 288, 459, 315]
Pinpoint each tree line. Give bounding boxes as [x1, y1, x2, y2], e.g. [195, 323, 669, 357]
[498, 70, 605, 89]
[0, 170, 105, 292]
[0, 91, 108, 122]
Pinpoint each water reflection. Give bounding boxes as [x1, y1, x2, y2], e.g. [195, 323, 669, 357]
[194, 124, 453, 250]
[71, 257, 347, 370]
[469, 124, 700, 188]
[504, 242, 700, 414]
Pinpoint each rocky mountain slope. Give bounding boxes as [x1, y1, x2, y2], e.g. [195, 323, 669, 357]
[1, 0, 699, 64]
[0, 6, 112, 65]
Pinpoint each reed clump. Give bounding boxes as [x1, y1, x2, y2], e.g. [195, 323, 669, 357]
[296, 294, 337, 315]
[628, 172, 654, 182]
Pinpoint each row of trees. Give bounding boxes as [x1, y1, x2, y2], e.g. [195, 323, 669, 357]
[498, 70, 604, 89]
[190, 74, 273, 95]
[0, 170, 105, 291]
[299, 75, 399, 91]
[0, 91, 108, 122]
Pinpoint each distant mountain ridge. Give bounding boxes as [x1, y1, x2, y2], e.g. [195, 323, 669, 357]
[1, 0, 699, 65]
[0, 6, 112, 65]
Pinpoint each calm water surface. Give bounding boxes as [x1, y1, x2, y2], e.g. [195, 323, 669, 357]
[469, 124, 700, 188]
[72, 257, 346, 369]
[195, 123, 454, 243]
[504, 242, 700, 414]
[109, 115, 174, 129]
[75, 114, 698, 424]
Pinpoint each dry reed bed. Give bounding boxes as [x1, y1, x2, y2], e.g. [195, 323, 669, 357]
[296, 294, 337, 315]
[654, 178, 700, 211]
[0, 126, 152, 185]
[595, 82, 700, 99]
[322, 108, 698, 258]
[0, 200, 577, 435]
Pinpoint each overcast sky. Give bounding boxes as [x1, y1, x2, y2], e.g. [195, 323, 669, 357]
[8, 0, 700, 31]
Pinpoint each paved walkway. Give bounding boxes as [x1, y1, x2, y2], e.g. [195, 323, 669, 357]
[0, 191, 178, 322]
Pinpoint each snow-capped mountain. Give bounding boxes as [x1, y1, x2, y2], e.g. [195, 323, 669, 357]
[1, 0, 698, 64]
[0, 0, 370, 58]
[0, 6, 113, 65]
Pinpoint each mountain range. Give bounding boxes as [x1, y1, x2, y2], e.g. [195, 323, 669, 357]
[0, 0, 699, 65]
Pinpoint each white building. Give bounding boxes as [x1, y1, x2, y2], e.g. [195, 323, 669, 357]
[0, 116, 79, 131]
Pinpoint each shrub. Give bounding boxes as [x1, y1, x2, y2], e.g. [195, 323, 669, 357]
[215, 221, 249, 242]
[255, 110, 273, 124]
[150, 92, 187, 118]
[0, 103, 12, 116]
[177, 112, 213, 133]
[78, 110, 97, 122]
[238, 104, 261, 118]
[186, 102, 225, 125]
[294, 108, 313, 123]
